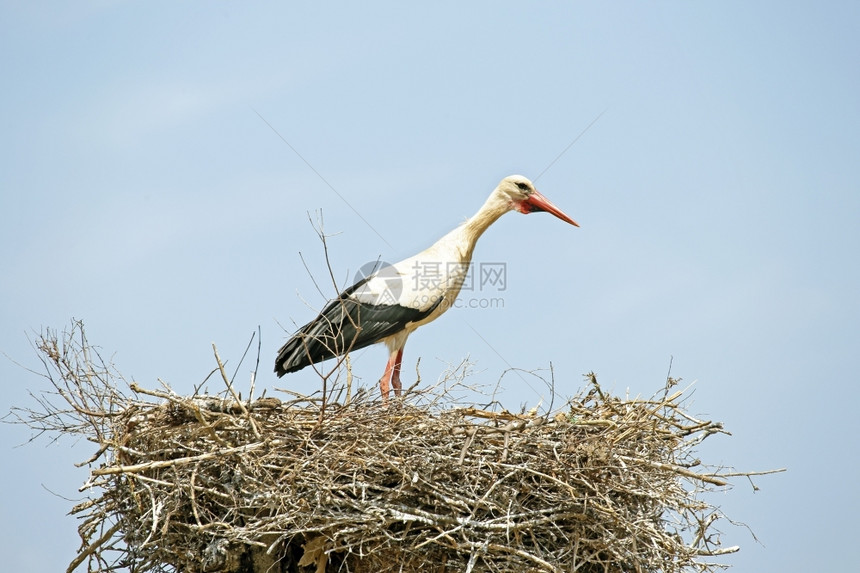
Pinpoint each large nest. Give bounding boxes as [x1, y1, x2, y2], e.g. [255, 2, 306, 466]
[11, 322, 776, 573]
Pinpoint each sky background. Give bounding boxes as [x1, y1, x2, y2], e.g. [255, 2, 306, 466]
[1, 2, 858, 571]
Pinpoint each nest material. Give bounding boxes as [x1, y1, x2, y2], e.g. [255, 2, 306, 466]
[13, 323, 764, 573]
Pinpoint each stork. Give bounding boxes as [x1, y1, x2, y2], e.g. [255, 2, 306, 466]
[275, 175, 578, 399]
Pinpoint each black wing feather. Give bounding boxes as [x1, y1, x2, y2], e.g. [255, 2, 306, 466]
[275, 279, 441, 377]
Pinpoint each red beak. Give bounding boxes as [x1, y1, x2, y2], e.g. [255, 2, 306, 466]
[522, 190, 579, 227]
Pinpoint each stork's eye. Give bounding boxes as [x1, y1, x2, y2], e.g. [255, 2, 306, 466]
[516, 182, 530, 191]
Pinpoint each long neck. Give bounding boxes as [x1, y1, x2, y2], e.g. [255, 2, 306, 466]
[457, 192, 510, 259]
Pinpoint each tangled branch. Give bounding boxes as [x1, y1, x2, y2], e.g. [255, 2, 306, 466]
[8, 322, 783, 573]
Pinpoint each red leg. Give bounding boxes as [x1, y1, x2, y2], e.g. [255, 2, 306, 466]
[379, 351, 397, 401]
[391, 349, 404, 397]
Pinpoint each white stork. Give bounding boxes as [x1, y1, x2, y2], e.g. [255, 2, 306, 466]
[275, 174, 578, 398]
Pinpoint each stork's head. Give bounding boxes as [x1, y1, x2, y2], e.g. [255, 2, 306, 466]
[497, 175, 579, 227]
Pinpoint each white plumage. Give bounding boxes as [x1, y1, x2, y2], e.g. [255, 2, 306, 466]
[275, 174, 578, 398]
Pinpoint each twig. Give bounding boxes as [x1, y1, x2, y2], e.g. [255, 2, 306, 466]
[92, 440, 279, 475]
[65, 521, 122, 573]
[212, 344, 261, 440]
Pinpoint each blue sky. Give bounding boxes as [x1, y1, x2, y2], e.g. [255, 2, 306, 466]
[1, 2, 858, 571]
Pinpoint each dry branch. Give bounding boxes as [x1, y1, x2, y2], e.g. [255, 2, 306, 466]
[8, 322, 782, 573]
